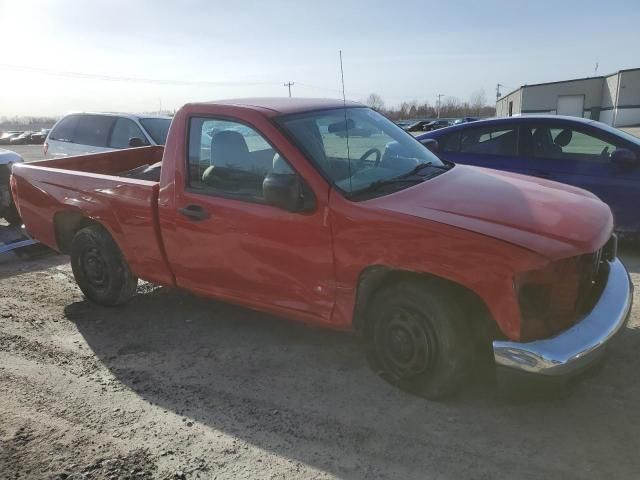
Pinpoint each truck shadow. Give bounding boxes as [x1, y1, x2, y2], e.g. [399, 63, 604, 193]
[0, 247, 62, 280]
[66, 282, 640, 478]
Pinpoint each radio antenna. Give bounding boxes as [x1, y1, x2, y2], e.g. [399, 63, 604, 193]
[339, 50, 353, 193]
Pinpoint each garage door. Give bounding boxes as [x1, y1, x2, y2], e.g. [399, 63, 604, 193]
[557, 95, 585, 117]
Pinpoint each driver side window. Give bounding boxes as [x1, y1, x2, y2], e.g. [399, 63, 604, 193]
[187, 117, 294, 202]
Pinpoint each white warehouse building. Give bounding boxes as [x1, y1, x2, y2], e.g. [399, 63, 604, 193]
[496, 67, 640, 127]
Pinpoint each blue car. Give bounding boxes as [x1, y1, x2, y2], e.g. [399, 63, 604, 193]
[416, 116, 640, 236]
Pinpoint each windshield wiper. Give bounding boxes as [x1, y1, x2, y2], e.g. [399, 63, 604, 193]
[349, 176, 425, 198]
[348, 162, 451, 199]
[401, 161, 449, 178]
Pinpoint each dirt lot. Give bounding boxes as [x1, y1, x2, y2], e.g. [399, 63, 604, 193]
[6, 145, 45, 163]
[0, 221, 639, 480]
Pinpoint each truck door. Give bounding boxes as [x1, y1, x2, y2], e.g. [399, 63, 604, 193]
[168, 117, 336, 323]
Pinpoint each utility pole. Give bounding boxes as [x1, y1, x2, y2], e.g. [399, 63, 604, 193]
[436, 94, 444, 119]
[284, 81, 294, 97]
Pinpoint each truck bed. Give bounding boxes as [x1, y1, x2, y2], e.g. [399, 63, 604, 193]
[11, 147, 175, 286]
[42, 146, 164, 176]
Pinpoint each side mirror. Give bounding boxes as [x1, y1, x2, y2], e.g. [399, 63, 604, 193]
[128, 137, 145, 148]
[263, 173, 306, 212]
[611, 148, 638, 166]
[420, 138, 439, 153]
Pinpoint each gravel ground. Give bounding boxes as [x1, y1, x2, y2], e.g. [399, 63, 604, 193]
[6, 144, 46, 163]
[1, 219, 640, 479]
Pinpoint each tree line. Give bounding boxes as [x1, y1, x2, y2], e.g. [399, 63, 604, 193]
[365, 91, 496, 120]
[1, 91, 497, 132]
[0, 116, 57, 131]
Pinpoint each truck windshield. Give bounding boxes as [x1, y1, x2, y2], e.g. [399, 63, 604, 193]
[278, 107, 448, 198]
[140, 118, 171, 145]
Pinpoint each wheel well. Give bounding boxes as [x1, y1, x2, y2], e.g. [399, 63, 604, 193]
[54, 211, 99, 254]
[353, 266, 500, 345]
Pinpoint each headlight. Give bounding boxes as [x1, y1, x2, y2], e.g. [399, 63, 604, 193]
[514, 256, 583, 342]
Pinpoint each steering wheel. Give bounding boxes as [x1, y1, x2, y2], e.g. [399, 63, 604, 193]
[356, 148, 382, 170]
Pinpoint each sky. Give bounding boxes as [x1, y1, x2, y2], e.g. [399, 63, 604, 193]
[1, 0, 639, 117]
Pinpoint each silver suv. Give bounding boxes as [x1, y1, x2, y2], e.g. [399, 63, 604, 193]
[45, 112, 171, 158]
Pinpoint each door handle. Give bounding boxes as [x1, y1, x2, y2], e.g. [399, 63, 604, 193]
[179, 204, 210, 221]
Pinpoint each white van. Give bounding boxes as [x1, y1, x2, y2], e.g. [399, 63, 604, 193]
[45, 113, 171, 158]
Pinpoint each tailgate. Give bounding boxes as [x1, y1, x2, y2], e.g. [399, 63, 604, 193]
[11, 162, 174, 286]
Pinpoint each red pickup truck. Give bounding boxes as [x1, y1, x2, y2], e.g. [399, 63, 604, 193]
[11, 98, 633, 399]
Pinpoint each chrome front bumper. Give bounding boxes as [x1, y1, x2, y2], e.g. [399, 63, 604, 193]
[493, 258, 633, 377]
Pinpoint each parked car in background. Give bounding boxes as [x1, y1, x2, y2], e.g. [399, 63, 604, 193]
[404, 120, 432, 132]
[45, 113, 172, 158]
[394, 120, 412, 129]
[0, 132, 23, 145]
[0, 148, 24, 225]
[28, 131, 47, 144]
[417, 116, 640, 235]
[422, 119, 451, 131]
[452, 117, 479, 125]
[9, 131, 34, 145]
[12, 98, 632, 400]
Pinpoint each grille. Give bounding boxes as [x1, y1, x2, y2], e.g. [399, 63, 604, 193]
[575, 242, 610, 314]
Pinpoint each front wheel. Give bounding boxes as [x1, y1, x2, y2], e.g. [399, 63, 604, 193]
[366, 281, 474, 400]
[70, 225, 138, 306]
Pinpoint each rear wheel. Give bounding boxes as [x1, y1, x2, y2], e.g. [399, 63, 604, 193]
[70, 225, 137, 306]
[366, 281, 474, 400]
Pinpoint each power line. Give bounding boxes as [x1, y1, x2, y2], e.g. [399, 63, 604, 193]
[0, 64, 279, 87]
[3, 63, 481, 107]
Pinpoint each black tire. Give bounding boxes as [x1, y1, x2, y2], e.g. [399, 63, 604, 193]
[70, 225, 137, 306]
[365, 280, 474, 400]
[3, 203, 21, 226]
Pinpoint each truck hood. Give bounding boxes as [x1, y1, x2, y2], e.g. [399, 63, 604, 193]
[369, 165, 613, 259]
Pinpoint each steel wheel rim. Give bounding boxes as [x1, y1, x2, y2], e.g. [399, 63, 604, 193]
[378, 309, 436, 380]
[80, 247, 109, 288]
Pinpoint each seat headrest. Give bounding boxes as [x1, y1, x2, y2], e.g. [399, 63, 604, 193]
[554, 129, 572, 147]
[211, 130, 250, 167]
